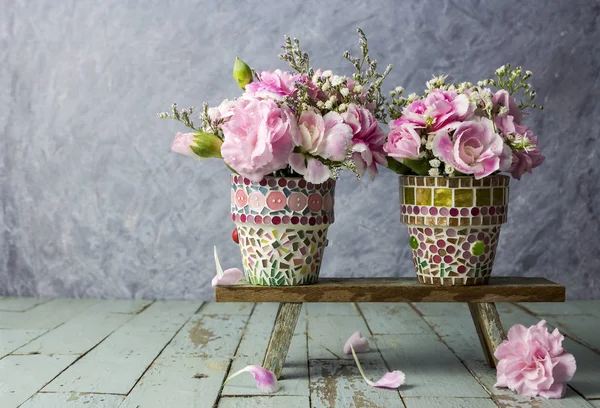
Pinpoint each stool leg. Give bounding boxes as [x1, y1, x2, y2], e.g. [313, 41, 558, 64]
[468, 302, 507, 368]
[262, 302, 303, 379]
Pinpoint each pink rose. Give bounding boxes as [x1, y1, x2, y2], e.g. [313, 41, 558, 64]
[495, 320, 576, 399]
[493, 90, 523, 134]
[221, 99, 297, 182]
[171, 132, 199, 159]
[432, 118, 512, 179]
[245, 69, 300, 100]
[342, 104, 387, 178]
[289, 110, 353, 183]
[383, 123, 422, 161]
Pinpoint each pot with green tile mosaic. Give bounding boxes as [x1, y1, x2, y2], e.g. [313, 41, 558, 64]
[385, 66, 545, 285]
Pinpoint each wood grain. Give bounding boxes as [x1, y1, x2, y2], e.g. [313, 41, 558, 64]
[262, 303, 303, 379]
[468, 303, 506, 367]
[215, 277, 565, 303]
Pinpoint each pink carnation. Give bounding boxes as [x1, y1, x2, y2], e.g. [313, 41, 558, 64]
[493, 90, 523, 134]
[207, 99, 236, 123]
[495, 320, 576, 399]
[390, 100, 427, 128]
[509, 131, 545, 180]
[245, 69, 300, 100]
[432, 117, 512, 179]
[221, 99, 297, 182]
[342, 104, 387, 179]
[171, 132, 198, 159]
[383, 123, 421, 160]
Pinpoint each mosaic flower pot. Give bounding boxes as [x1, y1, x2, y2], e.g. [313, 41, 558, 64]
[399, 175, 509, 285]
[230, 175, 335, 286]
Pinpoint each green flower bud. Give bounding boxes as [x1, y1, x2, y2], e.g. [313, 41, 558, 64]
[191, 132, 223, 159]
[233, 57, 253, 89]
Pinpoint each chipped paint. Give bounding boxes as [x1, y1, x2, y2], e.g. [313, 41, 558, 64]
[205, 361, 229, 371]
[66, 392, 80, 401]
[188, 318, 217, 347]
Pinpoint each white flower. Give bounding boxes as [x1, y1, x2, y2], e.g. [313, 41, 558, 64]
[421, 137, 427, 145]
[317, 101, 325, 109]
[340, 88, 350, 97]
[429, 159, 441, 168]
[426, 74, 448, 90]
[338, 103, 347, 112]
[395, 86, 404, 94]
[324, 100, 333, 109]
[495, 65, 507, 76]
[444, 165, 455, 175]
[428, 168, 440, 176]
[419, 151, 429, 159]
[322, 70, 333, 78]
[498, 106, 509, 117]
[322, 81, 331, 91]
[329, 95, 337, 102]
[525, 70, 533, 77]
[331, 75, 345, 87]
[425, 141, 433, 150]
[407, 92, 418, 102]
[353, 84, 364, 94]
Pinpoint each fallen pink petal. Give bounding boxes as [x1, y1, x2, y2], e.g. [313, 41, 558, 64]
[212, 246, 244, 287]
[344, 331, 369, 354]
[223, 365, 279, 393]
[349, 344, 406, 389]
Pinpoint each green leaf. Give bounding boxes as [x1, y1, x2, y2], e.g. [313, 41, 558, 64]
[402, 159, 430, 176]
[386, 157, 412, 175]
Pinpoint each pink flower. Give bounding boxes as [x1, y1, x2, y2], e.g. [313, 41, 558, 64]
[212, 246, 243, 287]
[495, 320, 576, 399]
[493, 90, 523, 133]
[221, 99, 297, 182]
[510, 147, 545, 180]
[207, 99, 236, 123]
[423, 89, 473, 131]
[343, 331, 369, 354]
[383, 123, 422, 160]
[348, 343, 406, 389]
[342, 104, 387, 179]
[224, 365, 279, 393]
[245, 69, 299, 100]
[171, 132, 199, 159]
[289, 110, 353, 183]
[390, 100, 427, 128]
[432, 118, 512, 179]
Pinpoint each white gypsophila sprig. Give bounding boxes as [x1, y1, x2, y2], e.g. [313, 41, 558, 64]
[429, 159, 441, 168]
[428, 168, 440, 176]
[492, 64, 542, 111]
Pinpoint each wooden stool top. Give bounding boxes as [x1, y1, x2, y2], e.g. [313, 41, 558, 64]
[215, 277, 565, 303]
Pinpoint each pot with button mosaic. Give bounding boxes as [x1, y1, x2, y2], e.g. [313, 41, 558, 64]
[160, 30, 391, 285]
[384, 65, 544, 285]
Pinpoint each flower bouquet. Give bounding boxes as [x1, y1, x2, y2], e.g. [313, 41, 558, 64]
[384, 65, 544, 285]
[160, 30, 391, 286]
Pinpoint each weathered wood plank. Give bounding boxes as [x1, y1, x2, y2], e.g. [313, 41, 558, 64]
[589, 400, 600, 408]
[358, 303, 432, 335]
[541, 314, 600, 353]
[375, 334, 489, 398]
[215, 277, 565, 303]
[423, 303, 594, 407]
[305, 302, 359, 316]
[86, 299, 154, 314]
[518, 301, 592, 316]
[307, 315, 370, 360]
[0, 297, 51, 312]
[224, 333, 308, 396]
[0, 298, 100, 330]
[199, 302, 254, 315]
[403, 396, 497, 408]
[412, 302, 469, 316]
[263, 303, 303, 379]
[160, 313, 248, 359]
[468, 303, 506, 367]
[119, 357, 230, 408]
[218, 396, 311, 408]
[309, 359, 404, 408]
[118, 300, 201, 332]
[0, 329, 47, 358]
[244, 303, 306, 336]
[14, 312, 132, 355]
[42, 329, 176, 394]
[20, 392, 125, 407]
[0, 355, 78, 407]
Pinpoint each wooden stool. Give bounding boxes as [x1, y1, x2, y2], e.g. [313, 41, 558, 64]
[215, 277, 565, 379]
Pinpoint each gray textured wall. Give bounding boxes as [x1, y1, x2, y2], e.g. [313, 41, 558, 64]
[1, 0, 599, 300]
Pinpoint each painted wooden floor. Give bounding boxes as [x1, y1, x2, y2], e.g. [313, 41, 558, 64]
[1, 298, 599, 408]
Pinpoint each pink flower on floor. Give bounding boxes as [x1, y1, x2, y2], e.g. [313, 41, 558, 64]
[221, 99, 297, 182]
[212, 246, 243, 287]
[171, 132, 200, 159]
[495, 320, 576, 399]
[432, 117, 512, 179]
[245, 69, 300, 100]
[383, 123, 422, 160]
[342, 104, 387, 179]
[348, 343, 406, 389]
[224, 365, 279, 393]
[343, 331, 369, 354]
